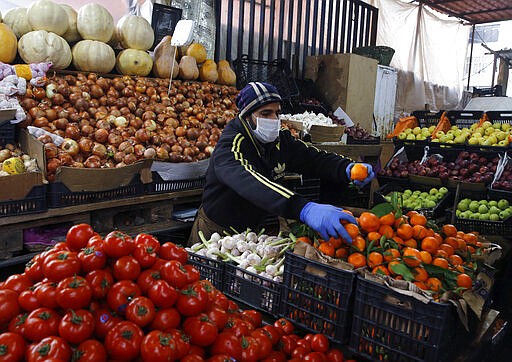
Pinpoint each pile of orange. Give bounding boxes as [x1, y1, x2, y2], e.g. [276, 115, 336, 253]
[305, 210, 482, 299]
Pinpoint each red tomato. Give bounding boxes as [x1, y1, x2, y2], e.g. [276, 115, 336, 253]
[134, 233, 160, 251]
[140, 331, 176, 361]
[261, 350, 287, 362]
[251, 329, 273, 359]
[78, 246, 107, 273]
[56, 275, 93, 310]
[23, 307, 60, 342]
[3, 274, 32, 293]
[188, 345, 206, 358]
[240, 336, 260, 362]
[183, 314, 219, 347]
[26, 336, 71, 362]
[184, 264, 201, 284]
[166, 329, 191, 359]
[93, 309, 122, 340]
[18, 289, 40, 312]
[8, 313, 28, 336]
[278, 335, 298, 356]
[149, 308, 181, 331]
[261, 325, 282, 345]
[113, 256, 141, 281]
[86, 234, 104, 249]
[24, 257, 44, 283]
[34, 281, 58, 309]
[291, 346, 310, 359]
[159, 242, 188, 264]
[107, 280, 141, 315]
[136, 269, 161, 294]
[207, 307, 228, 330]
[160, 260, 189, 289]
[210, 331, 242, 360]
[310, 334, 330, 353]
[304, 352, 327, 362]
[0, 332, 26, 362]
[85, 269, 114, 300]
[43, 251, 81, 282]
[175, 285, 208, 317]
[296, 339, 311, 353]
[58, 309, 95, 345]
[74, 339, 108, 362]
[208, 354, 233, 362]
[241, 310, 262, 328]
[132, 244, 158, 269]
[104, 321, 144, 361]
[66, 223, 95, 251]
[211, 291, 230, 311]
[274, 318, 294, 335]
[125, 296, 156, 327]
[0, 289, 20, 325]
[325, 348, 344, 362]
[224, 317, 253, 338]
[103, 231, 135, 258]
[181, 355, 205, 362]
[147, 280, 178, 309]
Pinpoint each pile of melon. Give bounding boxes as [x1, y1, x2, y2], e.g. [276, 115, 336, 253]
[0, 0, 236, 85]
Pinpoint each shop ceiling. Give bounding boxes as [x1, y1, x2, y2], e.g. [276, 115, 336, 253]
[418, 0, 512, 24]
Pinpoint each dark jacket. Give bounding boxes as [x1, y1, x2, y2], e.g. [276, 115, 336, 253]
[202, 116, 353, 230]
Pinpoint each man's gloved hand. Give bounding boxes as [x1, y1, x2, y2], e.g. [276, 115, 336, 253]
[300, 202, 358, 243]
[346, 162, 376, 187]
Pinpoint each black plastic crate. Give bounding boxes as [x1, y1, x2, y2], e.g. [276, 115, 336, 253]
[187, 252, 224, 290]
[233, 55, 299, 99]
[223, 262, 282, 317]
[412, 110, 444, 128]
[282, 176, 321, 202]
[483, 111, 512, 124]
[47, 177, 144, 208]
[280, 251, 356, 344]
[446, 110, 484, 128]
[349, 275, 468, 362]
[0, 185, 47, 217]
[342, 184, 371, 208]
[374, 183, 452, 220]
[347, 136, 381, 145]
[145, 172, 206, 194]
[0, 122, 15, 146]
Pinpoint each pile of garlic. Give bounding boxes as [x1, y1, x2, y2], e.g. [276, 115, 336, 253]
[279, 111, 336, 132]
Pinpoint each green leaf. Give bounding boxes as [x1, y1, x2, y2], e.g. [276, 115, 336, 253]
[389, 262, 415, 281]
[370, 203, 394, 217]
[423, 264, 459, 291]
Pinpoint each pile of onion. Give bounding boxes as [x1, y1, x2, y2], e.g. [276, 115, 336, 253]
[19, 73, 239, 181]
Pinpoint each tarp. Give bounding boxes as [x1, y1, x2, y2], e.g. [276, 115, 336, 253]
[366, 0, 470, 115]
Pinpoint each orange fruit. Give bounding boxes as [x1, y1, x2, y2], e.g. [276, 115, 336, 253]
[350, 163, 368, 181]
[421, 236, 439, 254]
[329, 237, 343, 249]
[462, 232, 478, 245]
[372, 265, 390, 276]
[444, 237, 460, 250]
[457, 238, 467, 251]
[297, 236, 312, 245]
[404, 238, 418, 248]
[412, 225, 428, 240]
[414, 281, 428, 290]
[335, 247, 349, 259]
[433, 233, 443, 246]
[432, 257, 449, 269]
[397, 223, 413, 240]
[378, 224, 394, 239]
[402, 247, 421, 267]
[368, 251, 384, 268]
[380, 212, 396, 226]
[413, 267, 429, 282]
[426, 277, 442, 292]
[410, 213, 427, 226]
[424, 228, 435, 238]
[387, 260, 402, 275]
[345, 223, 360, 239]
[383, 248, 400, 262]
[439, 243, 455, 256]
[441, 224, 457, 237]
[394, 216, 407, 229]
[347, 252, 367, 268]
[457, 273, 473, 289]
[448, 254, 463, 266]
[367, 231, 382, 242]
[318, 242, 335, 257]
[358, 212, 380, 233]
[419, 250, 432, 264]
[352, 235, 366, 252]
[435, 249, 449, 259]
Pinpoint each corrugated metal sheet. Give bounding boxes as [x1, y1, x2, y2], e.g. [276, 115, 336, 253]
[373, 65, 397, 137]
[420, 0, 512, 24]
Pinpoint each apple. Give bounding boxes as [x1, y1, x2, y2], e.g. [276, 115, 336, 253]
[457, 200, 469, 212]
[501, 123, 511, 132]
[481, 121, 493, 129]
[493, 122, 502, 129]
[398, 132, 408, 140]
[469, 201, 480, 212]
[498, 139, 509, 147]
[412, 127, 422, 135]
[435, 130, 445, 139]
[479, 213, 490, 221]
[490, 213, 500, 221]
[406, 134, 416, 140]
[498, 199, 510, 210]
[478, 205, 489, 214]
[468, 137, 479, 145]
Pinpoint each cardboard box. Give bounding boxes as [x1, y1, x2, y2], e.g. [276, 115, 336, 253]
[305, 53, 378, 132]
[309, 124, 345, 143]
[0, 171, 44, 201]
[0, 109, 17, 125]
[20, 129, 153, 192]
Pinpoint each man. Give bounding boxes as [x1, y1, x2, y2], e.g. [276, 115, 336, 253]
[189, 82, 374, 244]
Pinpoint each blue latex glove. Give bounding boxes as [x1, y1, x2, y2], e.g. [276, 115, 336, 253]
[300, 202, 358, 243]
[346, 162, 375, 187]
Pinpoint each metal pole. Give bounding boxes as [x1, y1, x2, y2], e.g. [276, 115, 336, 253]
[467, 24, 475, 91]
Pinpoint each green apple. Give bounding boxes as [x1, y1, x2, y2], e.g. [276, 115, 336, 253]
[472, 131, 483, 138]
[436, 131, 445, 139]
[431, 138, 440, 143]
[404, 128, 413, 135]
[499, 209, 511, 220]
[403, 189, 412, 196]
[469, 201, 480, 212]
[457, 200, 469, 212]
[489, 206, 500, 215]
[454, 135, 466, 144]
[479, 200, 488, 206]
[459, 211, 470, 219]
[444, 133, 454, 141]
[420, 192, 429, 198]
[412, 127, 422, 135]
[488, 200, 498, 207]
[456, 209, 461, 217]
[493, 122, 502, 129]
[485, 127, 496, 136]
[498, 199, 509, 210]
[406, 134, 416, 140]
[439, 135, 447, 143]
[436, 193, 445, 200]
[429, 188, 438, 195]
[481, 121, 493, 129]
[471, 212, 481, 220]
[413, 190, 421, 196]
[425, 200, 436, 208]
[483, 138, 494, 146]
[421, 128, 431, 137]
[416, 134, 426, 140]
[496, 131, 507, 141]
[479, 213, 490, 221]
[490, 213, 500, 221]
[398, 132, 408, 140]
[428, 125, 436, 133]
[468, 137, 479, 145]
[478, 205, 489, 214]
[501, 123, 511, 132]
[498, 139, 509, 147]
[439, 187, 448, 195]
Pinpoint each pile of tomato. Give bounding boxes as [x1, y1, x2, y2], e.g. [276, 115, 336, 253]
[0, 223, 353, 362]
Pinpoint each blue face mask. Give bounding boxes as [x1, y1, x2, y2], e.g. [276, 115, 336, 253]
[252, 117, 280, 143]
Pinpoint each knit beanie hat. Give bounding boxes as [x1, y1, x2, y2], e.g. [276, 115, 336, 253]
[236, 82, 282, 119]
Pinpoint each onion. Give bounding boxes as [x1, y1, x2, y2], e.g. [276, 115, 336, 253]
[92, 143, 107, 158]
[47, 158, 62, 173]
[119, 141, 134, 154]
[78, 138, 94, 154]
[94, 128, 109, 143]
[134, 144, 146, 157]
[144, 147, 156, 159]
[84, 155, 101, 168]
[61, 138, 80, 156]
[156, 147, 169, 160]
[123, 153, 137, 165]
[114, 116, 128, 128]
[33, 117, 49, 128]
[44, 143, 59, 158]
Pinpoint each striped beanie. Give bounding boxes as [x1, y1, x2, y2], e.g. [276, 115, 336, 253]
[236, 82, 282, 119]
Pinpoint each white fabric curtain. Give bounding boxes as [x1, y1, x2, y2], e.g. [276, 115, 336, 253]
[366, 0, 470, 115]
